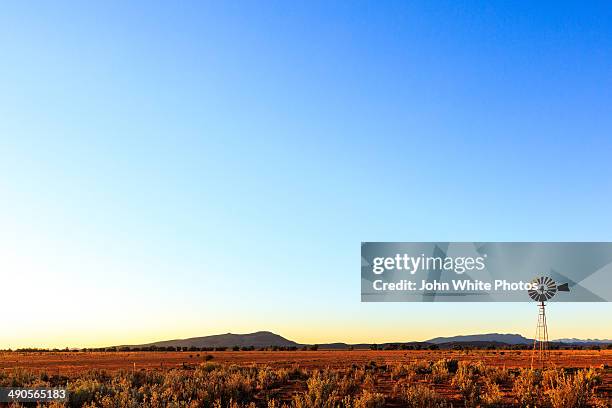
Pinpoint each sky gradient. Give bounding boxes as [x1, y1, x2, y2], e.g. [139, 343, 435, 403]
[1, 1, 611, 348]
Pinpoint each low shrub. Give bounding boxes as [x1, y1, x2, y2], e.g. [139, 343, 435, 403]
[512, 368, 543, 407]
[429, 359, 451, 383]
[543, 368, 601, 408]
[350, 390, 385, 408]
[397, 384, 446, 408]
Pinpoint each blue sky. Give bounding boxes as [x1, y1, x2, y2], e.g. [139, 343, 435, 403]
[1, 1, 611, 348]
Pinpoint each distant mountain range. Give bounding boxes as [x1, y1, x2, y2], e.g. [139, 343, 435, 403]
[555, 338, 612, 345]
[115, 331, 611, 350]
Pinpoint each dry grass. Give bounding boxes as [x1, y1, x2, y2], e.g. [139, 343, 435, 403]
[395, 383, 447, 408]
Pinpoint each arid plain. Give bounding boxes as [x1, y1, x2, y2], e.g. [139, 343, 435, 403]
[0, 350, 610, 406]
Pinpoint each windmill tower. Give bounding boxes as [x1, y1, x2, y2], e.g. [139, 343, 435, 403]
[528, 277, 570, 369]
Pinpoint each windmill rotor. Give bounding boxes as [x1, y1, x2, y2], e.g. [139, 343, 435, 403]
[528, 276, 559, 302]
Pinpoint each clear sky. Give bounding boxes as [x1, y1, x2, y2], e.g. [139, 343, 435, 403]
[1, 1, 611, 349]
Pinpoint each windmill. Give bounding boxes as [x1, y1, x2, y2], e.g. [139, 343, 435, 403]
[528, 276, 570, 368]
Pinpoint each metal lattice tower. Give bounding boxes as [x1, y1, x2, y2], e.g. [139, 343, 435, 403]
[531, 301, 550, 368]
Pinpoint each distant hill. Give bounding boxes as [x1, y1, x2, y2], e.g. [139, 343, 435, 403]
[426, 333, 532, 345]
[123, 331, 299, 349]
